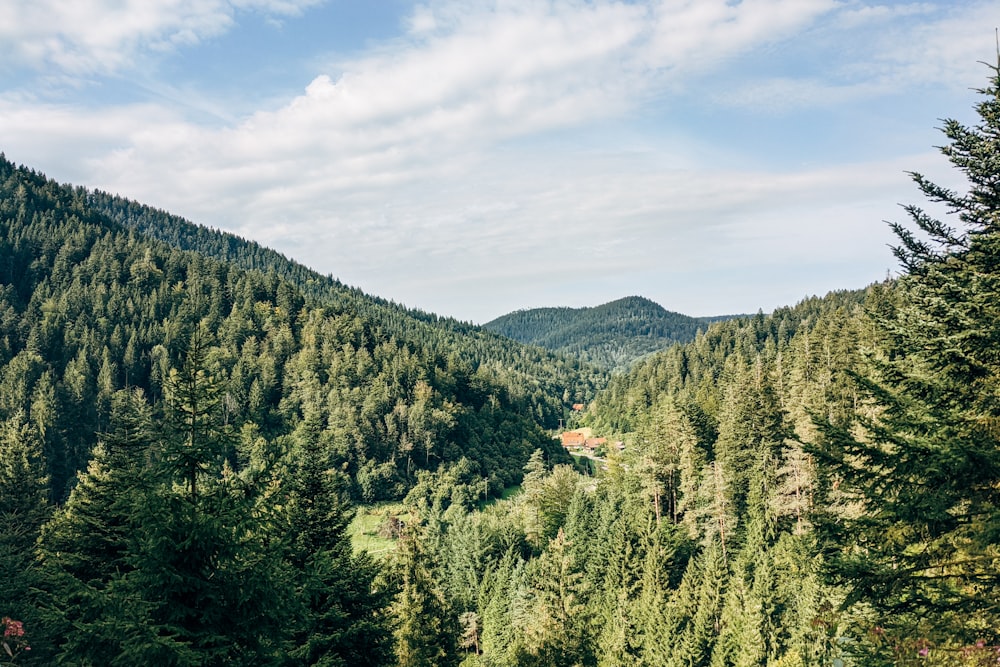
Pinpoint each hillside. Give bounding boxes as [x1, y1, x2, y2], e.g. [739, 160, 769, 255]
[0, 155, 590, 502]
[87, 189, 607, 425]
[4, 60, 1000, 665]
[583, 289, 869, 434]
[483, 295, 737, 370]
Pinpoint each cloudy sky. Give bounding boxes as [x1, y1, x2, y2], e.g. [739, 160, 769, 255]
[2, 1, 998, 323]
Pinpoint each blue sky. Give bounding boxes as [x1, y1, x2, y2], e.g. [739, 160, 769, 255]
[2, 1, 998, 323]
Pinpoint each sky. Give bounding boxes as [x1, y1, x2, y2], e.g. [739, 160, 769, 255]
[2, 1, 999, 324]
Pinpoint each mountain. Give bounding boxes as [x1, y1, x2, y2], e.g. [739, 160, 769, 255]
[6, 60, 1000, 665]
[482, 295, 739, 370]
[583, 288, 870, 435]
[86, 189, 607, 423]
[0, 154, 599, 501]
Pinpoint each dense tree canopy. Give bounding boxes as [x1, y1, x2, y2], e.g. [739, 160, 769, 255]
[0, 154, 583, 504]
[483, 296, 737, 370]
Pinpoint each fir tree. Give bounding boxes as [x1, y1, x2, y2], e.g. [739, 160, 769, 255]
[34, 389, 154, 662]
[518, 527, 595, 667]
[0, 412, 49, 645]
[814, 58, 1000, 646]
[117, 327, 290, 664]
[285, 439, 393, 666]
[391, 528, 459, 667]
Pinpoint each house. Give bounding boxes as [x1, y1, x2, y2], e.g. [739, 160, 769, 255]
[572, 403, 585, 412]
[561, 431, 587, 448]
[584, 437, 607, 451]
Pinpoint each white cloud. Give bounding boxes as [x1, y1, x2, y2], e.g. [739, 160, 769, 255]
[2, 0, 994, 320]
[645, 0, 837, 69]
[868, 2, 1000, 89]
[0, 0, 321, 74]
[719, 1, 1000, 112]
[65, 0, 845, 202]
[833, 2, 937, 29]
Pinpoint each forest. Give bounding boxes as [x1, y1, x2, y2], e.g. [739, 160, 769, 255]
[482, 296, 737, 370]
[0, 63, 999, 666]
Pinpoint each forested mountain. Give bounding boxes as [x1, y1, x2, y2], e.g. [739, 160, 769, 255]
[0, 154, 593, 503]
[399, 63, 999, 666]
[378, 64, 1000, 666]
[390, 285, 877, 666]
[3, 61, 1000, 667]
[87, 189, 606, 425]
[583, 289, 869, 436]
[0, 151, 603, 663]
[483, 296, 736, 370]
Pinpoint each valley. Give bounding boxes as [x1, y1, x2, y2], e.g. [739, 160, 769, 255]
[2, 63, 1000, 666]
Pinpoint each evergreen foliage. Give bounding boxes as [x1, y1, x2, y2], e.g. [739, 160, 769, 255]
[1, 54, 998, 665]
[0, 411, 49, 638]
[0, 153, 573, 506]
[483, 296, 737, 370]
[812, 58, 1000, 650]
[391, 529, 460, 667]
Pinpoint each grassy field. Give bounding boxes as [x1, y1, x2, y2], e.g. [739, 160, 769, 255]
[348, 502, 412, 559]
[349, 486, 524, 558]
[498, 484, 521, 500]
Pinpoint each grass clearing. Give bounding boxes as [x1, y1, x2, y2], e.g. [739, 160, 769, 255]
[348, 502, 413, 559]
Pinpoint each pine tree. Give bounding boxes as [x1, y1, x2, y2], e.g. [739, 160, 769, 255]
[34, 389, 154, 662]
[114, 327, 290, 664]
[672, 539, 727, 667]
[391, 528, 460, 667]
[518, 527, 595, 667]
[0, 412, 49, 645]
[713, 358, 790, 543]
[813, 58, 1000, 645]
[285, 439, 393, 666]
[633, 399, 699, 526]
[161, 324, 229, 504]
[477, 547, 525, 666]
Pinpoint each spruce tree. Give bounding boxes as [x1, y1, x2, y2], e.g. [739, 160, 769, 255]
[391, 528, 460, 667]
[34, 389, 154, 663]
[814, 58, 1000, 645]
[518, 527, 595, 667]
[116, 326, 290, 664]
[672, 539, 727, 667]
[476, 547, 525, 666]
[0, 412, 49, 650]
[284, 439, 393, 666]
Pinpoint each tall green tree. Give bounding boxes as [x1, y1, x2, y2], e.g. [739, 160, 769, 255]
[814, 59, 1000, 646]
[518, 527, 595, 667]
[115, 326, 290, 664]
[34, 389, 154, 663]
[284, 439, 393, 666]
[0, 412, 49, 638]
[391, 529, 459, 667]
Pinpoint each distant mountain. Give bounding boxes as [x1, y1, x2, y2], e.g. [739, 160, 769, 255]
[483, 296, 739, 370]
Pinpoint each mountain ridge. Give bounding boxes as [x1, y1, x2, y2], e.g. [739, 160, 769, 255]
[0, 154, 599, 502]
[483, 295, 744, 370]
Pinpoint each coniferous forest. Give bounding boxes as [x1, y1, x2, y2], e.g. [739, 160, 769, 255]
[482, 296, 739, 370]
[1, 62, 1000, 666]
